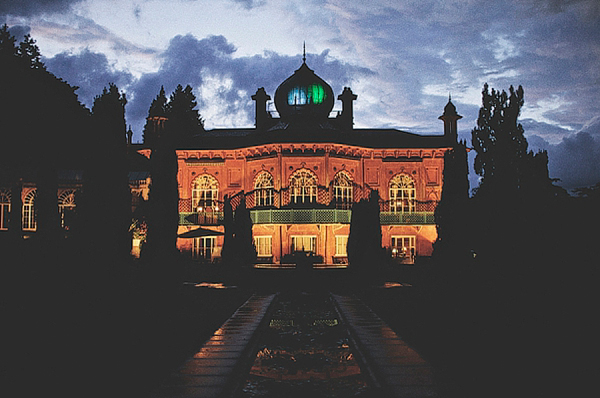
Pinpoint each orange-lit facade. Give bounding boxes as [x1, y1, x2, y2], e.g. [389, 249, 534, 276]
[138, 60, 461, 265]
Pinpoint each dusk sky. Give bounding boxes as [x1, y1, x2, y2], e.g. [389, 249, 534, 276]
[2, 0, 599, 189]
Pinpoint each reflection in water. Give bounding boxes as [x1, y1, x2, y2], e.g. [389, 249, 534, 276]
[382, 282, 412, 288]
[238, 293, 373, 397]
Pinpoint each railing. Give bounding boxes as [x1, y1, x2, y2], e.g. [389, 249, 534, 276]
[179, 212, 224, 225]
[379, 212, 435, 225]
[250, 209, 352, 224]
[179, 209, 435, 225]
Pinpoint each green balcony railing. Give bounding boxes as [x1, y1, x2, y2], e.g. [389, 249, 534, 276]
[250, 209, 352, 224]
[179, 209, 435, 226]
[179, 212, 224, 225]
[379, 211, 435, 225]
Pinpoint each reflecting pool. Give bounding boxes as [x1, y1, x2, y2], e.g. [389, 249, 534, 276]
[236, 292, 374, 397]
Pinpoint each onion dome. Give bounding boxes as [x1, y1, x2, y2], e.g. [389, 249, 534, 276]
[274, 61, 334, 121]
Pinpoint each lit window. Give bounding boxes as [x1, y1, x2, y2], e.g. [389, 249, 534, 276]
[291, 235, 317, 254]
[0, 189, 10, 230]
[58, 190, 76, 229]
[192, 174, 219, 211]
[193, 236, 216, 260]
[254, 236, 272, 257]
[287, 84, 326, 105]
[391, 236, 416, 262]
[22, 190, 36, 231]
[254, 172, 274, 207]
[335, 235, 348, 257]
[290, 169, 317, 204]
[389, 174, 415, 213]
[333, 171, 353, 209]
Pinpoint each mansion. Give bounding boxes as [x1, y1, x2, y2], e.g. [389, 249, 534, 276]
[138, 59, 461, 265]
[0, 58, 461, 266]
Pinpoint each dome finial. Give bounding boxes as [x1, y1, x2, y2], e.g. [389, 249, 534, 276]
[302, 41, 306, 63]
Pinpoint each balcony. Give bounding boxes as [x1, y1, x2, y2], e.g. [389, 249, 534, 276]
[179, 212, 224, 225]
[179, 209, 435, 226]
[250, 209, 351, 224]
[379, 212, 435, 225]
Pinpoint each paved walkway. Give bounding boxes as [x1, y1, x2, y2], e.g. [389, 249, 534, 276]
[150, 293, 275, 398]
[150, 292, 436, 398]
[332, 294, 438, 398]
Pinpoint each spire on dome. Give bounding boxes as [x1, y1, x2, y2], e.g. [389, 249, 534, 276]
[302, 42, 306, 63]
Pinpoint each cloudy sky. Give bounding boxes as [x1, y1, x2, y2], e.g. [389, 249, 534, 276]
[2, 0, 599, 189]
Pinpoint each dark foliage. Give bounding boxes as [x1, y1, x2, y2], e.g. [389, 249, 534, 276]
[347, 190, 383, 278]
[142, 84, 204, 146]
[77, 83, 132, 264]
[470, 84, 560, 264]
[142, 114, 180, 275]
[232, 195, 257, 268]
[0, 24, 90, 247]
[142, 86, 167, 146]
[220, 194, 235, 266]
[433, 142, 471, 264]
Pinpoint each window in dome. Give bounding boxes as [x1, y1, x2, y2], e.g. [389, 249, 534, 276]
[287, 84, 326, 106]
[309, 84, 325, 104]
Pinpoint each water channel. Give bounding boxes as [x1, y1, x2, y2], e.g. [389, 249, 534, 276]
[234, 292, 376, 397]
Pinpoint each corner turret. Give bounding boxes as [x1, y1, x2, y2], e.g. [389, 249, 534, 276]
[439, 95, 462, 144]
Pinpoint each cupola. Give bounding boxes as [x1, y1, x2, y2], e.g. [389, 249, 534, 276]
[274, 59, 334, 121]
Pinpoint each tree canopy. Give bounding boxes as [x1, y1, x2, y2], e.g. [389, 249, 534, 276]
[142, 84, 204, 147]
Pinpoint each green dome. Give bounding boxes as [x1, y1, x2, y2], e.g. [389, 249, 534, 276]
[274, 62, 334, 120]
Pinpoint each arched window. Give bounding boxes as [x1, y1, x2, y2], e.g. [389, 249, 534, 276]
[289, 169, 317, 204]
[22, 190, 37, 231]
[0, 189, 10, 230]
[254, 172, 274, 207]
[333, 171, 353, 209]
[58, 190, 76, 229]
[192, 174, 219, 211]
[389, 174, 415, 213]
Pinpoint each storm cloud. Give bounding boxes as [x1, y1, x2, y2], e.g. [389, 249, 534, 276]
[44, 49, 135, 109]
[0, 0, 82, 16]
[125, 34, 374, 138]
[4, 0, 599, 190]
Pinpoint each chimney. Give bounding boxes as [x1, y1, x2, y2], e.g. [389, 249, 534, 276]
[251, 87, 271, 131]
[337, 87, 357, 130]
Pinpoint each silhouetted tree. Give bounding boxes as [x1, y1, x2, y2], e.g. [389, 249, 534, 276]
[142, 85, 204, 147]
[348, 190, 383, 278]
[80, 84, 131, 263]
[142, 86, 167, 146]
[142, 115, 180, 272]
[470, 84, 557, 264]
[17, 34, 44, 70]
[434, 142, 471, 264]
[472, 84, 528, 199]
[232, 195, 256, 269]
[166, 84, 205, 145]
[0, 25, 89, 248]
[220, 194, 235, 266]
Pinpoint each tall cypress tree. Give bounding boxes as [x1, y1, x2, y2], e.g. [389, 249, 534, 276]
[142, 86, 167, 146]
[166, 84, 205, 146]
[233, 195, 256, 268]
[348, 190, 382, 276]
[434, 142, 471, 264]
[83, 84, 131, 262]
[142, 85, 204, 147]
[142, 115, 179, 267]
